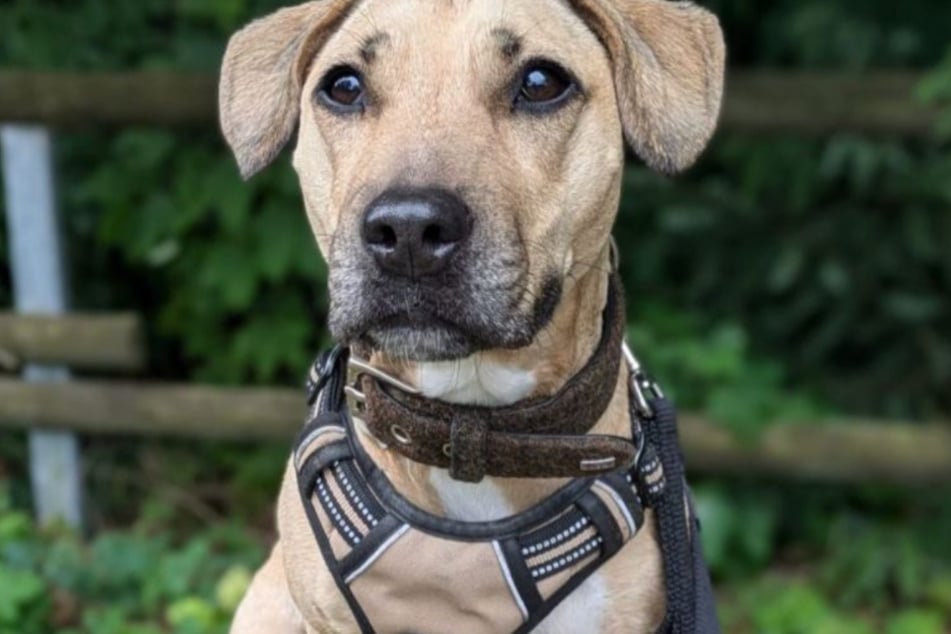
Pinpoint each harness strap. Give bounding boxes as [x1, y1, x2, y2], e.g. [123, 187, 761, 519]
[498, 538, 543, 615]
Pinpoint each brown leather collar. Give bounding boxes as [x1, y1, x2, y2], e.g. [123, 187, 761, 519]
[351, 274, 635, 482]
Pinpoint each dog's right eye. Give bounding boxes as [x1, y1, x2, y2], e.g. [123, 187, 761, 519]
[513, 60, 578, 113]
[317, 66, 366, 113]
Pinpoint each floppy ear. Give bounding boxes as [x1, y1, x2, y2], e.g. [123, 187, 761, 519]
[219, 1, 353, 179]
[572, 0, 725, 173]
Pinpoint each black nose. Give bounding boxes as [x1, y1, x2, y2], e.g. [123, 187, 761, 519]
[362, 188, 473, 278]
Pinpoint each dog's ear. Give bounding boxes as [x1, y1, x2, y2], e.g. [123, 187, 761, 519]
[573, 0, 725, 174]
[219, 1, 352, 179]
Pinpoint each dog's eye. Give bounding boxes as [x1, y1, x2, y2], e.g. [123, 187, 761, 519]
[317, 66, 366, 112]
[515, 63, 575, 111]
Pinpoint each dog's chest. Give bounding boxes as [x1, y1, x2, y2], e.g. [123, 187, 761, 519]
[419, 360, 610, 633]
[429, 468, 515, 520]
[426, 472, 608, 634]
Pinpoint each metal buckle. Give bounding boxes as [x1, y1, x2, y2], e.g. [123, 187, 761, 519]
[622, 342, 664, 420]
[345, 355, 422, 410]
[345, 356, 422, 449]
[345, 356, 421, 403]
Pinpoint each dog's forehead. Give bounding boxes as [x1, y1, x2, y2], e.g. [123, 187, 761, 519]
[323, 0, 603, 62]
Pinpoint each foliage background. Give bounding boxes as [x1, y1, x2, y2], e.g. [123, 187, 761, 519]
[0, 0, 950, 632]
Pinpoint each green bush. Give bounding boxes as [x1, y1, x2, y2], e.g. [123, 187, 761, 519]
[0, 485, 261, 634]
[617, 132, 951, 419]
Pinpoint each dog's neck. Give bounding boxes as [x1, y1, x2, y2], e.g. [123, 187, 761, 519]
[358, 251, 632, 521]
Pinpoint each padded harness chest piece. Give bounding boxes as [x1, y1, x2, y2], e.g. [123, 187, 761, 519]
[293, 395, 654, 634]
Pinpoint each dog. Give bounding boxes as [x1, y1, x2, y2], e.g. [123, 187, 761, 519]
[219, 1, 724, 632]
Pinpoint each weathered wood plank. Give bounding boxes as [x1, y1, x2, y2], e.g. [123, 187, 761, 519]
[678, 413, 951, 486]
[0, 379, 304, 439]
[0, 70, 941, 135]
[0, 71, 216, 127]
[0, 378, 949, 485]
[0, 313, 145, 371]
[721, 71, 938, 136]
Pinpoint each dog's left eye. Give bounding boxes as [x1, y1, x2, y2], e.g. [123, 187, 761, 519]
[317, 66, 366, 113]
[515, 63, 576, 111]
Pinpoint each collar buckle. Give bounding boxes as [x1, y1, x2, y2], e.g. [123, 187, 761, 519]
[344, 355, 422, 409]
[345, 356, 423, 451]
[347, 356, 421, 394]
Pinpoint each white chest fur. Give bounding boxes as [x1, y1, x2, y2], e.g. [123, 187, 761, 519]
[418, 355, 533, 521]
[415, 356, 538, 407]
[417, 355, 533, 521]
[536, 573, 607, 634]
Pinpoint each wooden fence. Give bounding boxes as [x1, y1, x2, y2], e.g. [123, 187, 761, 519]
[0, 70, 942, 135]
[1, 314, 950, 487]
[1, 68, 949, 527]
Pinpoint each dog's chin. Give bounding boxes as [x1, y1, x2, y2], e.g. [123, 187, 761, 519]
[331, 271, 564, 361]
[360, 323, 478, 361]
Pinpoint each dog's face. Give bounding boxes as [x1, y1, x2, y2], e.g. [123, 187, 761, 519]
[220, 0, 724, 361]
[300, 0, 625, 360]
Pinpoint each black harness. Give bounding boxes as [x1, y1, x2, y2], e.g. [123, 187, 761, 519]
[296, 346, 720, 633]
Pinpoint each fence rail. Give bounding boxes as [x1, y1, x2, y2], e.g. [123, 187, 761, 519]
[0, 313, 144, 371]
[0, 70, 941, 135]
[1, 376, 949, 486]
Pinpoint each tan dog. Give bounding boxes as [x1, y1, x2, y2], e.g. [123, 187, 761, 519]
[220, 1, 724, 632]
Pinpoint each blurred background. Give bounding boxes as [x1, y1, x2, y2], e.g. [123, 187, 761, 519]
[1, 1, 950, 632]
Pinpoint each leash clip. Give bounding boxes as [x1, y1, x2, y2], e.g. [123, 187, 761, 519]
[622, 343, 664, 420]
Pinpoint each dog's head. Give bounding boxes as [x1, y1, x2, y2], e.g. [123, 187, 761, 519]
[220, 0, 724, 361]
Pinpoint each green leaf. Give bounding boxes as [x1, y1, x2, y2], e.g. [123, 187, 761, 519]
[886, 610, 946, 634]
[0, 567, 47, 625]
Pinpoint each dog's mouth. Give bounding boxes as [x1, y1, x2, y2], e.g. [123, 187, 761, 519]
[330, 272, 563, 362]
[360, 313, 477, 361]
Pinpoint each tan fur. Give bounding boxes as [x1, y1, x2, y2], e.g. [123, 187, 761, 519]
[221, 1, 724, 632]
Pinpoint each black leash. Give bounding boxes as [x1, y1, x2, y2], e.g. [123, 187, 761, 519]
[644, 398, 696, 633]
[626, 343, 719, 634]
